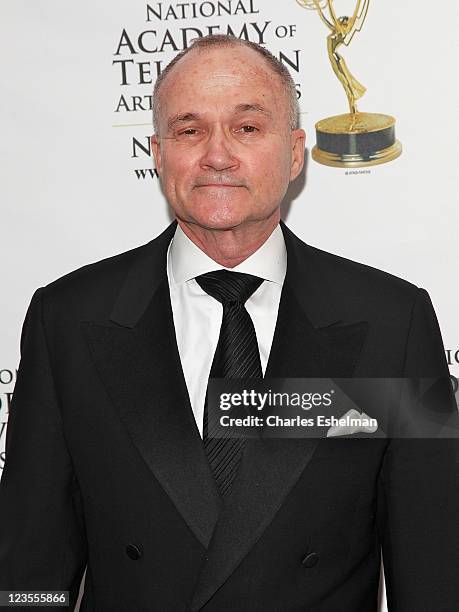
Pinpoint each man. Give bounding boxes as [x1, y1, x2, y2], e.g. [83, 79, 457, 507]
[0, 35, 458, 611]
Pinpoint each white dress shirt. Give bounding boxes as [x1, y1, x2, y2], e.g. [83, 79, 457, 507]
[167, 223, 287, 438]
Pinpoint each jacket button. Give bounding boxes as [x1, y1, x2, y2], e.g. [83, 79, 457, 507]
[301, 552, 319, 568]
[126, 543, 143, 560]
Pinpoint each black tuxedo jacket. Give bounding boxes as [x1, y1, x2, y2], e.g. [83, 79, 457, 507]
[0, 220, 458, 611]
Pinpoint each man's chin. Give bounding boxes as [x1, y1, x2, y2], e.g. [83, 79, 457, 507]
[183, 205, 251, 232]
[189, 216, 247, 232]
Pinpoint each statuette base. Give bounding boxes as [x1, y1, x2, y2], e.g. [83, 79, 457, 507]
[312, 112, 402, 168]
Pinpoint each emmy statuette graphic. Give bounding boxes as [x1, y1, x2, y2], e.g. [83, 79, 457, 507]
[296, 0, 402, 168]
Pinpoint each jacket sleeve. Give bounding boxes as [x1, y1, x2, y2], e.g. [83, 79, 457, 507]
[377, 288, 459, 611]
[0, 288, 87, 610]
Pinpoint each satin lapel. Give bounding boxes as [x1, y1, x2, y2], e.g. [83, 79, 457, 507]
[190, 225, 369, 611]
[81, 221, 221, 549]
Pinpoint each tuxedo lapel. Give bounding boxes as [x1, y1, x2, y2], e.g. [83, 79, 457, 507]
[190, 222, 369, 611]
[81, 221, 221, 549]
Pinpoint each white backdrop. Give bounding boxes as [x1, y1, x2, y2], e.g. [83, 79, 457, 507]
[1, 1, 458, 610]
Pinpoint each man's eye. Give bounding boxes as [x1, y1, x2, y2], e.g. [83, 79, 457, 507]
[178, 128, 198, 136]
[238, 125, 258, 134]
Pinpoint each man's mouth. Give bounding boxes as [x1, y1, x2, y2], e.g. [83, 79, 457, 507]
[193, 176, 246, 189]
[196, 183, 241, 187]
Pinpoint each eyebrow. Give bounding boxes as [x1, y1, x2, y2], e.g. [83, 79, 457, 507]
[233, 103, 273, 119]
[166, 103, 273, 132]
[167, 113, 200, 132]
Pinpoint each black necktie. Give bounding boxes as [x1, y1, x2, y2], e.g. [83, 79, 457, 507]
[196, 270, 264, 497]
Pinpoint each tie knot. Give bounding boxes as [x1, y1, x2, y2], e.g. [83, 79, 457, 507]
[196, 270, 263, 305]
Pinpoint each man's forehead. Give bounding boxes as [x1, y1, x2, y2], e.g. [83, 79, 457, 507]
[166, 103, 274, 130]
[157, 45, 289, 129]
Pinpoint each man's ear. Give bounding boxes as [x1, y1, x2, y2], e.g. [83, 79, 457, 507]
[289, 128, 306, 182]
[151, 135, 162, 175]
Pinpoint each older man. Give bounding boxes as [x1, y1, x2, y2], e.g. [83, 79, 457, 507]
[0, 35, 458, 612]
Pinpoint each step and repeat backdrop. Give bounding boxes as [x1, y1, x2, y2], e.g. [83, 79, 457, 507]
[1, 1, 458, 609]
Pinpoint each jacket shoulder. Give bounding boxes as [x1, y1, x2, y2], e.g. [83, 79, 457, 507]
[43, 241, 152, 302]
[282, 221, 421, 309]
[308, 242, 419, 297]
[297, 238, 423, 327]
[32, 237, 164, 329]
[36, 221, 177, 322]
[41, 221, 177, 306]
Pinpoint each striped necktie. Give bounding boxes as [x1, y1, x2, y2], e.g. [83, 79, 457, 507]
[196, 270, 264, 497]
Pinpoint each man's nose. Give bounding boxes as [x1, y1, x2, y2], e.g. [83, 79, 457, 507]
[199, 127, 238, 172]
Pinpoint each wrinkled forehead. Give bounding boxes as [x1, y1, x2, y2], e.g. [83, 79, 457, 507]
[157, 46, 288, 126]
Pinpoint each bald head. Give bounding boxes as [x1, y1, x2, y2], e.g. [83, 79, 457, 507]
[152, 35, 299, 135]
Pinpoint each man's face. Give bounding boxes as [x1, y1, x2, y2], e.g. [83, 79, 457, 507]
[151, 45, 305, 231]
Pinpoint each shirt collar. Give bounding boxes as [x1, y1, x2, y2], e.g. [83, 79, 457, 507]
[168, 222, 287, 286]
